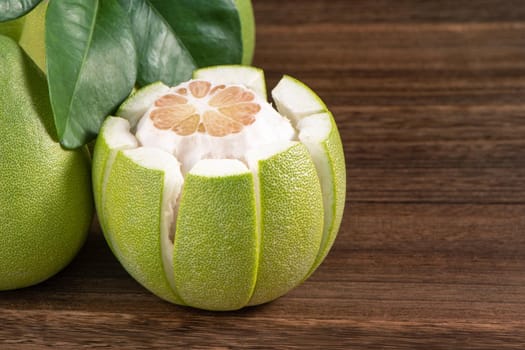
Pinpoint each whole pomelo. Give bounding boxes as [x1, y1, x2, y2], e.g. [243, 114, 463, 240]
[0, 35, 93, 290]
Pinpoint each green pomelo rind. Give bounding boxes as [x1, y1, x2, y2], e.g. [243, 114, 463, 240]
[173, 163, 258, 311]
[92, 117, 138, 252]
[0, 35, 92, 290]
[271, 75, 346, 277]
[102, 146, 184, 304]
[247, 142, 324, 306]
[300, 113, 346, 276]
[193, 65, 266, 100]
[116, 81, 171, 128]
[234, 0, 255, 65]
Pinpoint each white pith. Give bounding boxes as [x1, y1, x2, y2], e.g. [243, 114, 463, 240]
[297, 113, 335, 260]
[272, 75, 327, 125]
[102, 69, 338, 303]
[190, 159, 250, 177]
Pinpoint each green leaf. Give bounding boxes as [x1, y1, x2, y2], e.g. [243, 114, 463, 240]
[46, 0, 137, 148]
[118, 0, 244, 86]
[0, 0, 42, 21]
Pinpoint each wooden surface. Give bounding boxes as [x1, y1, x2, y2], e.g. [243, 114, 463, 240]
[2, 1, 525, 348]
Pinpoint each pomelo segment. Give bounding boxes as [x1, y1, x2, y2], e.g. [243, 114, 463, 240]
[103, 145, 184, 304]
[193, 65, 266, 99]
[246, 141, 324, 306]
[272, 76, 346, 276]
[173, 159, 258, 311]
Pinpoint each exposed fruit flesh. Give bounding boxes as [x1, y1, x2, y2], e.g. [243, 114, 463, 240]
[94, 68, 345, 310]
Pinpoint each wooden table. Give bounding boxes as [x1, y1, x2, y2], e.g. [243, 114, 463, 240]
[2, 1, 525, 348]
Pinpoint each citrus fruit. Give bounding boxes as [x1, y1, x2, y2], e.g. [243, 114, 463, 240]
[0, 35, 93, 290]
[93, 65, 346, 310]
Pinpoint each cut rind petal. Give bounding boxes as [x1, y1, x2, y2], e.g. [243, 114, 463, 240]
[92, 117, 138, 252]
[173, 159, 258, 311]
[245, 142, 324, 306]
[193, 65, 267, 100]
[297, 113, 346, 276]
[103, 146, 184, 304]
[116, 81, 171, 129]
[271, 76, 346, 278]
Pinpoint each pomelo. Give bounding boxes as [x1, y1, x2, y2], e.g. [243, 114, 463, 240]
[0, 35, 93, 290]
[93, 65, 345, 310]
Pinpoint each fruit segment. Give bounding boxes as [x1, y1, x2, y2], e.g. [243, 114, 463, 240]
[173, 159, 258, 311]
[92, 117, 138, 245]
[272, 76, 346, 277]
[298, 113, 346, 275]
[103, 146, 184, 304]
[246, 142, 324, 306]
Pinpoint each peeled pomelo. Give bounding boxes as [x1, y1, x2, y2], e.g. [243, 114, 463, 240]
[93, 65, 346, 310]
[0, 35, 93, 290]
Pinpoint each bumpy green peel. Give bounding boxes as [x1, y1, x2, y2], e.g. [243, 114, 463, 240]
[0, 35, 92, 290]
[173, 161, 258, 311]
[103, 146, 184, 304]
[247, 142, 324, 305]
[272, 75, 346, 276]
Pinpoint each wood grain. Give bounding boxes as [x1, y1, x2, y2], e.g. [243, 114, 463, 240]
[2, 0, 525, 348]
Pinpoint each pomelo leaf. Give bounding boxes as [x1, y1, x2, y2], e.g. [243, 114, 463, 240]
[46, 0, 137, 148]
[0, 0, 42, 21]
[118, 0, 244, 86]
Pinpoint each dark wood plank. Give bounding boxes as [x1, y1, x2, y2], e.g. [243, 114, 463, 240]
[2, 0, 525, 348]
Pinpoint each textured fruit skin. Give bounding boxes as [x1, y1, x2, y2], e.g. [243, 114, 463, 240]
[0, 36, 93, 290]
[173, 170, 259, 310]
